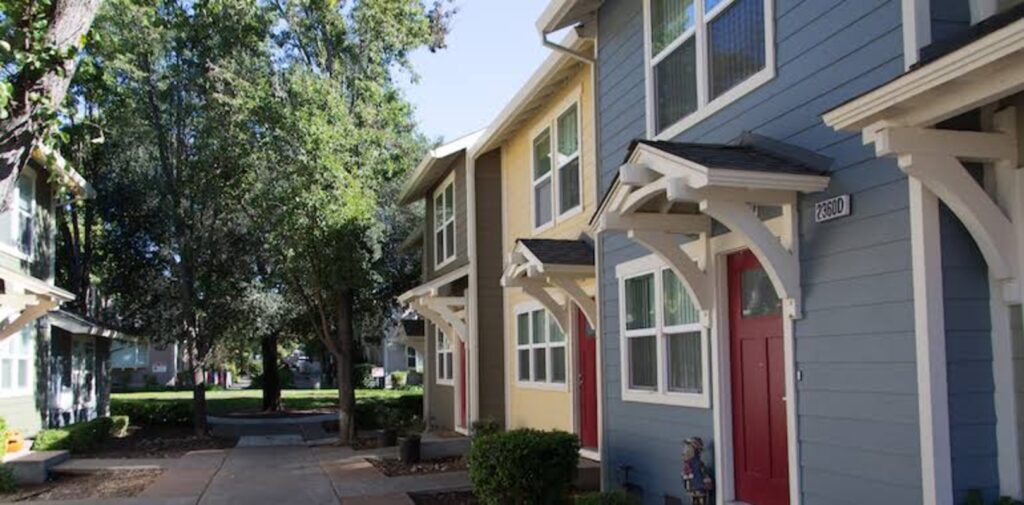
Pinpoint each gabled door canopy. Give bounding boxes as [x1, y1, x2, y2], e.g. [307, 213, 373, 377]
[0, 264, 75, 342]
[501, 238, 596, 331]
[399, 265, 470, 342]
[593, 140, 830, 319]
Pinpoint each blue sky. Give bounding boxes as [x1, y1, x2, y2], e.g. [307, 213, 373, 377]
[398, 0, 554, 142]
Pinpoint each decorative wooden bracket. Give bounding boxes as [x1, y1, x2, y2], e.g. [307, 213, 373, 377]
[701, 199, 802, 319]
[628, 230, 711, 321]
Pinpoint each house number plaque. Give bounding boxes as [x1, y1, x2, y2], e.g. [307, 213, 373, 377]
[814, 194, 851, 223]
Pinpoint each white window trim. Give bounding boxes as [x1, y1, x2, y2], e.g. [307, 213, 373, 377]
[530, 95, 584, 233]
[435, 325, 454, 386]
[616, 257, 710, 408]
[0, 325, 35, 398]
[642, 0, 776, 141]
[433, 172, 457, 270]
[514, 302, 569, 391]
[406, 346, 418, 369]
[0, 168, 36, 261]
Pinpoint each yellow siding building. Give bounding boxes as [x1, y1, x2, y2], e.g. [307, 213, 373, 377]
[473, 33, 600, 454]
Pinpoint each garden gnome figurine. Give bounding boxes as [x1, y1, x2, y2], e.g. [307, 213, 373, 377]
[682, 437, 714, 505]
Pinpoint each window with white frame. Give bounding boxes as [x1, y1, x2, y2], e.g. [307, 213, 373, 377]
[0, 326, 34, 396]
[515, 308, 567, 385]
[970, 0, 1024, 23]
[433, 174, 456, 268]
[0, 169, 36, 258]
[646, 0, 770, 137]
[435, 326, 453, 384]
[620, 264, 708, 406]
[532, 102, 582, 230]
[406, 346, 417, 369]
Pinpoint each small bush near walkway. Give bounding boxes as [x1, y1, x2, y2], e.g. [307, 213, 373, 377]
[34, 417, 115, 453]
[0, 417, 12, 493]
[468, 429, 580, 505]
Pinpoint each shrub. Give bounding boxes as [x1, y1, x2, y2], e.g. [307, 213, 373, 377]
[110, 416, 130, 438]
[0, 465, 15, 493]
[354, 394, 423, 430]
[574, 492, 640, 505]
[111, 399, 192, 426]
[0, 417, 7, 459]
[33, 417, 114, 453]
[390, 371, 408, 389]
[470, 418, 502, 439]
[468, 429, 580, 505]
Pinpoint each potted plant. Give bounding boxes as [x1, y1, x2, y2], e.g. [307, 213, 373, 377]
[399, 417, 424, 464]
[377, 409, 399, 448]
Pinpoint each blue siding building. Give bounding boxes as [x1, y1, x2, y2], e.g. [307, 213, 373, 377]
[534, 0, 1024, 503]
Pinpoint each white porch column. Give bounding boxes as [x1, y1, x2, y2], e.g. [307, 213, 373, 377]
[908, 176, 954, 505]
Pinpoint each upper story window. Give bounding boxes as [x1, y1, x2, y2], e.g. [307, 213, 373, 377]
[435, 326, 453, 385]
[970, 0, 1024, 23]
[111, 339, 150, 369]
[618, 259, 709, 408]
[433, 172, 456, 268]
[645, 0, 773, 138]
[0, 326, 34, 397]
[516, 307, 567, 387]
[0, 169, 36, 259]
[532, 101, 583, 231]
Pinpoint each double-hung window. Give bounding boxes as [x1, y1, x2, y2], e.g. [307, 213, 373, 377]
[646, 0, 772, 138]
[433, 174, 456, 268]
[516, 308, 567, 386]
[0, 169, 36, 259]
[406, 346, 418, 369]
[435, 326, 453, 385]
[0, 326, 34, 397]
[620, 262, 708, 407]
[532, 101, 582, 230]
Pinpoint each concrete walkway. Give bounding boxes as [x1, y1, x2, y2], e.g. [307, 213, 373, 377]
[25, 436, 471, 505]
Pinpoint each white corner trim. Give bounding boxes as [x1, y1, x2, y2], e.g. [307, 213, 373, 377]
[908, 178, 955, 505]
[902, 0, 932, 69]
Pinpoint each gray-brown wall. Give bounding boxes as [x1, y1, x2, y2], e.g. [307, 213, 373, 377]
[473, 148, 505, 425]
[423, 154, 470, 281]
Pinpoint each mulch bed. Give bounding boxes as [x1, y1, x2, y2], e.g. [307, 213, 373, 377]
[0, 469, 162, 502]
[80, 425, 236, 458]
[366, 455, 467, 477]
[409, 490, 478, 505]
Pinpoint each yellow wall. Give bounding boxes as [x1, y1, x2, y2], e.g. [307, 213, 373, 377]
[500, 61, 597, 433]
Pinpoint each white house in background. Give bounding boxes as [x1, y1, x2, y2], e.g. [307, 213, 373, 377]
[109, 337, 180, 389]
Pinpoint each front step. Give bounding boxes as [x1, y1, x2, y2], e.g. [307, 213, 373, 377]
[575, 457, 601, 492]
[5, 450, 70, 484]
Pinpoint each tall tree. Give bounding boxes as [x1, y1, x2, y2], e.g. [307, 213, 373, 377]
[221, 0, 452, 443]
[69, 0, 272, 434]
[0, 0, 102, 210]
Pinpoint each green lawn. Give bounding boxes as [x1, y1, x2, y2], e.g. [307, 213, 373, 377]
[112, 388, 421, 416]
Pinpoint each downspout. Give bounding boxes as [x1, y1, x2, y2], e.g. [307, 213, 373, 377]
[541, 27, 595, 64]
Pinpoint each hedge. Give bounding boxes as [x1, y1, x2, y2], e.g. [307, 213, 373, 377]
[111, 394, 422, 430]
[574, 492, 640, 505]
[468, 429, 580, 505]
[0, 416, 6, 459]
[33, 417, 114, 453]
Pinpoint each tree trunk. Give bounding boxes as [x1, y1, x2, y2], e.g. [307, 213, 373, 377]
[336, 288, 357, 444]
[189, 341, 208, 435]
[0, 0, 102, 210]
[261, 332, 282, 412]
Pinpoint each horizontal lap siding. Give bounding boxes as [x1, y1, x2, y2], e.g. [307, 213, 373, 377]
[940, 204, 998, 503]
[596, 0, 920, 502]
[424, 156, 470, 281]
[425, 320, 455, 430]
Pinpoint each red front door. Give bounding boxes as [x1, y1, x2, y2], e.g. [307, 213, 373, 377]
[728, 250, 789, 505]
[459, 340, 467, 428]
[576, 309, 598, 449]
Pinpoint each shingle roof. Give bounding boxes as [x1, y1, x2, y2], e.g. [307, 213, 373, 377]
[519, 239, 595, 266]
[628, 140, 827, 176]
[401, 319, 425, 337]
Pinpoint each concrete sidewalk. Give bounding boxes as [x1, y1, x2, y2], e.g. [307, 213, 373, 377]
[14, 437, 471, 505]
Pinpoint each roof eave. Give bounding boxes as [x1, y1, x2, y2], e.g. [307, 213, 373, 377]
[536, 0, 602, 34]
[399, 131, 485, 206]
[822, 17, 1024, 131]
[31, 145, 95, 199]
